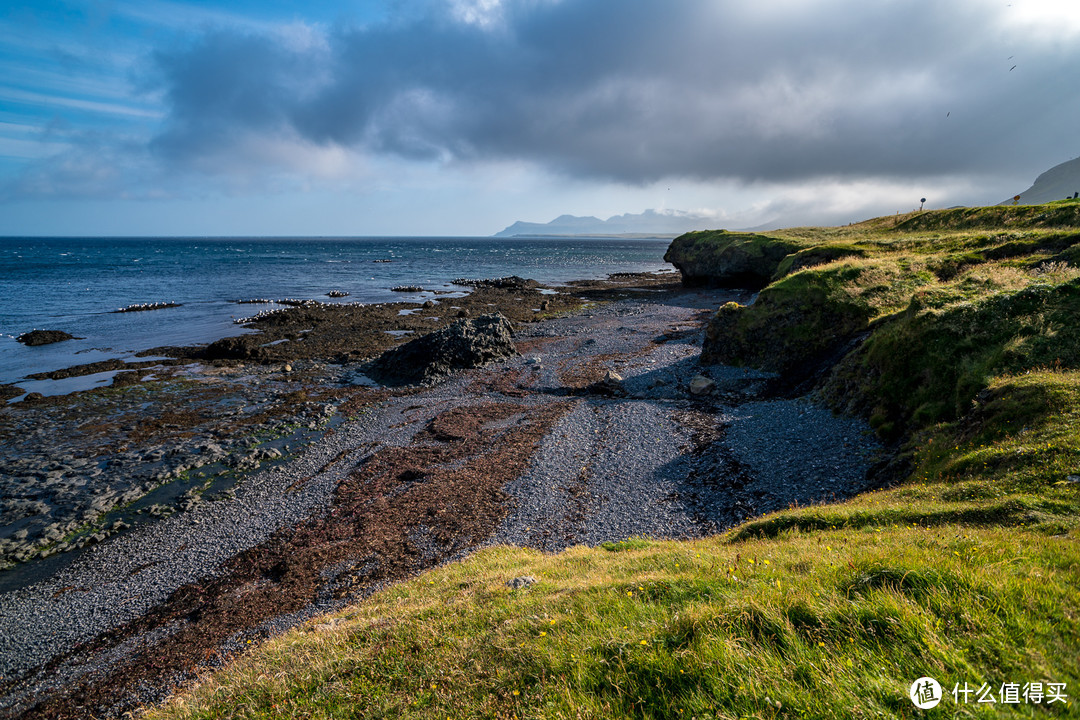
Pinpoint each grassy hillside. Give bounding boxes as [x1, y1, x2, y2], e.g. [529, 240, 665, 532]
[148, 204, 1080, 719]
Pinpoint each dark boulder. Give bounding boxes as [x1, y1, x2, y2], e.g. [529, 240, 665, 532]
[16, 330, 79, 346]
[366, 313, 517, 386]
[202, 335, 268, 361]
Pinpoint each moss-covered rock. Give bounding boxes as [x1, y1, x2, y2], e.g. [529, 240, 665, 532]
[820, 277, 1080, 438]
[701, 262, 883, 376]
[664, 230, 803, 288]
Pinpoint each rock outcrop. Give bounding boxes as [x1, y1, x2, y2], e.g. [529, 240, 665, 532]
[664, 231, 802, 288]
[16, 330, 78, 346]
[365, 314, 518, 386]
[202, 335, 268, 361]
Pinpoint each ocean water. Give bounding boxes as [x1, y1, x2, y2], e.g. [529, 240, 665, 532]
[0, 236, 674, 385]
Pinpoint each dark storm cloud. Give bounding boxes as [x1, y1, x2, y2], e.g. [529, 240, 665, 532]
[149, 0, 1080, 183]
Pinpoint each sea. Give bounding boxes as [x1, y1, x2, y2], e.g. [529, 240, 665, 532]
[0, 236, 675, 387]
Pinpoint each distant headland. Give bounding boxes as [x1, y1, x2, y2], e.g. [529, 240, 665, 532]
[494, 208, 717, 238]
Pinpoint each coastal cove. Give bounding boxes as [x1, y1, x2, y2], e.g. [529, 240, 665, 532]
[2, 204, 1079, 719]
[0, 266, 885, 719]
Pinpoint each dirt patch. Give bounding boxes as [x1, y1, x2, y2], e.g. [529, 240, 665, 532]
[466, 367, 534, 398]
[514, 336, 566, 355]
[557, 349, 652, 390]
[671, 408, 727, 454]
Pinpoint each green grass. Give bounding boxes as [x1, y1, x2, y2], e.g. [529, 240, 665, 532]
[822, 277, 1080, 438]
[702, 258, 931, 373]
[147, 205, 1080, 720]
[148, 517, 1079, 719]
[696, 206, 1080, 404]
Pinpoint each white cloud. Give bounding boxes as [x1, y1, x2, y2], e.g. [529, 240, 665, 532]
[0, 86, 163, 119]
[110, 0, 284, 34]
[996, 0, 1080, 38]
[3, 0, 1076, 235]
[449, 0, 506, 27]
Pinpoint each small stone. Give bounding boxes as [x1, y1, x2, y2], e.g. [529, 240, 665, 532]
[506, 576, 537, 589]
[588, 370, 625, 396]
[284, 364, 292, 373]
[1067, 475, 1080, 483]
[689, 374, 716, 395]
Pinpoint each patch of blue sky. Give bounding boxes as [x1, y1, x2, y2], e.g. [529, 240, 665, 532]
[0, 0, 383, 159]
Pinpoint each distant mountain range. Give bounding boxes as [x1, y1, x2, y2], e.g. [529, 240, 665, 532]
[494, 209, 717, 237]
[496, 156, 1080, 238]
[1002, 155, 1080, 205]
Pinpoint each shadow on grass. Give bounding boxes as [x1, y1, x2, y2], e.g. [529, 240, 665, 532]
[726, 497, 1077, 542]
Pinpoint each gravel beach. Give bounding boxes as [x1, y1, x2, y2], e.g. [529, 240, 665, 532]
[0, 281, 883, 719]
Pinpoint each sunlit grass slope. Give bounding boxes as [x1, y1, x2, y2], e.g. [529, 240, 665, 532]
[149, 204, 1080, 720]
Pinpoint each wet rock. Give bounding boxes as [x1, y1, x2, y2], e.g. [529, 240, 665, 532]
[202, 335, 268, 361]
[365, 313, 518, 387]
[111, 371, 141, 387]
[25, 358, 137, 381]
[452, 276, 538, 290]
[113, 302, 182, 313]
[0, 384, 24, 401]
[16, 330, 79, 346]
[391, 285, 424, 292]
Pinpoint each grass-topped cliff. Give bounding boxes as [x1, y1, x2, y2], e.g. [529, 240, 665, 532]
[148, 204, 1078, 719]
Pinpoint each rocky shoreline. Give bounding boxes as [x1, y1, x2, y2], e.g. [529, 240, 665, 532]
[0, 272, 883, 719]
[0, 274, 669, 574]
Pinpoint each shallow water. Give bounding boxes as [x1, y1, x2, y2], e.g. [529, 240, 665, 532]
[0, 236, 674, 384]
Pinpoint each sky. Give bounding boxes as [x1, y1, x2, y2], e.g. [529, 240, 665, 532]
[1, 0, 1078, 236]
